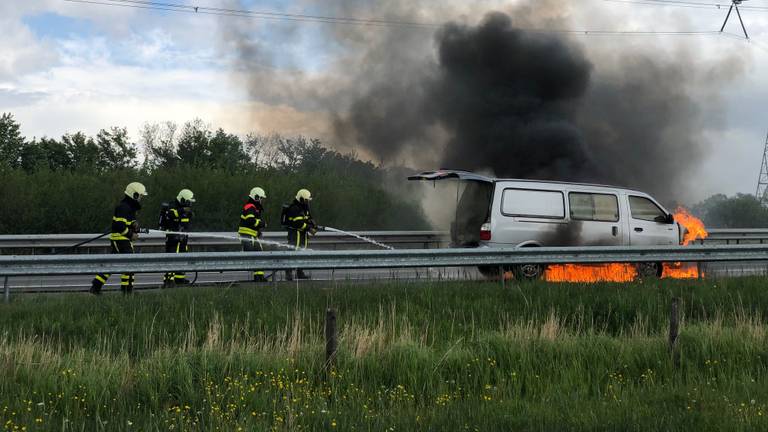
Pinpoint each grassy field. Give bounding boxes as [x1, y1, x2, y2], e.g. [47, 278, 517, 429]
[1, 278, 767, 431]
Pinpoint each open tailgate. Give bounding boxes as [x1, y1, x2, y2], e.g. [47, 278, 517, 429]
[407, 169, 493, 182]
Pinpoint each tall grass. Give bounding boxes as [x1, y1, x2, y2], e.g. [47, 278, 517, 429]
[1, 278, 767, 430]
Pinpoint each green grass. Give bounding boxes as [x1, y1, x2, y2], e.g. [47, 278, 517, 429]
[1, 277, 768, 431]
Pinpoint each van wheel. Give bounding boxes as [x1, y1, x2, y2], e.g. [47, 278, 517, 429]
[636, 262, 663, 279]
[514, 263, 545, 281]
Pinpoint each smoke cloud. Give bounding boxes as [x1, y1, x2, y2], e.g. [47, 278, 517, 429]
[334, 10, 739, 201]
[222, 0, 743, 202]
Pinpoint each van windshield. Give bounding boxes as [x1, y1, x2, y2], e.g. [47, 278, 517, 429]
[453, 180, 494, 247]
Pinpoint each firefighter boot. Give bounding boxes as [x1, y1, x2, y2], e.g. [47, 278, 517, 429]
[90, 280, 102, 295]
[163, 273, 175, 289]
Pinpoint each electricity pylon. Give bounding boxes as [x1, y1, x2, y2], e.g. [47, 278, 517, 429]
[755, 131, 768, 204]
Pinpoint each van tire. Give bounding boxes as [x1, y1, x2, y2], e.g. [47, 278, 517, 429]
[636, 262, 663, 279]
[514, 263, 545, 281]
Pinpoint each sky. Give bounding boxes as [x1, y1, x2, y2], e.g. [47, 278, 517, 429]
[3, 0, 768, 204]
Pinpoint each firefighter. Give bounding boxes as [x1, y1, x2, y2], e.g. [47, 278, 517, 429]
[284, 188, 317, 281]
[239, 187, 268, 282]
[90, 182, 148, 295]
[160, 188, 195, 287]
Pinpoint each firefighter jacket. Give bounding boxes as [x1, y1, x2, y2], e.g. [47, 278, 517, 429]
[285, 199, 313, 233]
[161, 199, 192, 233]
[238, 198, 265, 238]
[110, 196, 142, 241]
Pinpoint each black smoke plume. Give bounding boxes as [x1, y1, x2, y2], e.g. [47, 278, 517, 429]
[334, 11, 732, 200]
[435, 13, 595, 180]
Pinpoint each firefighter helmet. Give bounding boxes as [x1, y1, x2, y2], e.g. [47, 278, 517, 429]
[296, 189, 312, 201]
[249, 187, 266, 200]
[177, 189, 195, 205]
[125, 182, 148, 200]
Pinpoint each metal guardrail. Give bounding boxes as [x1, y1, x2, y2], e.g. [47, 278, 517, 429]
[3, 243, 768, 301]
[702, 229, 768, 244]
[3, 244, 768, 277]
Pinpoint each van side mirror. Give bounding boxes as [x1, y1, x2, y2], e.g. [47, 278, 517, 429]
[654, 214, 675, 224]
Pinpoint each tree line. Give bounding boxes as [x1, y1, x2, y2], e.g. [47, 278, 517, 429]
[690, 193, 768, 228]
[0, 113, 428, 234]
[4, 111, 764, 233]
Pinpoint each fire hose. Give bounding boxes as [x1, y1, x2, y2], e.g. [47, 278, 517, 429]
[54, 230, 111, 254]
[54, 228, 200, 287]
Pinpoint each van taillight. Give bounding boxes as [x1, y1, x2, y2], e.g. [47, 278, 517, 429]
[480, 223, 491, 241]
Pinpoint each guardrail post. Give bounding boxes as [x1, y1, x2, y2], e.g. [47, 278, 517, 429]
[3, 276, 9, 304]
[325, 308, 338, 375]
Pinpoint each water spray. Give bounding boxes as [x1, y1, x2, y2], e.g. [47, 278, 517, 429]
[321, 226, 395, 250]
[147, 229, 306, 251]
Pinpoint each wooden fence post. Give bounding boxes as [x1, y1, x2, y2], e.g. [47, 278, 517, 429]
[669, 297, 680, 368]
[325, 308, 338, 373]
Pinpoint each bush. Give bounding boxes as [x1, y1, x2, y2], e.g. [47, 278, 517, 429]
[0, 166, 429, 233]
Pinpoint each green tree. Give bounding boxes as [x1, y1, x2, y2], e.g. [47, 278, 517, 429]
[141, 121, 178, 170]
[0, 113, 25, 168]
[96, 127, 138, 170]
[20, 137, 71, 172]
[176, 119, 212, 167]
[208, 128, 247, 171]
[63, 132, 99, 171]
[692, 193, 768, 228]
[274, 135, 309, 172]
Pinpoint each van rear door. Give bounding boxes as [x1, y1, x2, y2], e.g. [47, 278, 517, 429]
[408, 170, 494, 247]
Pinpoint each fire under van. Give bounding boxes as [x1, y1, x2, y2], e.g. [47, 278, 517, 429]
[409, 169, 684, 279]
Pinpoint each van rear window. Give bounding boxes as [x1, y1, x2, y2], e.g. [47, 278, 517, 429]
[501, 189, 565, 219]
[569, 192, 619, 222]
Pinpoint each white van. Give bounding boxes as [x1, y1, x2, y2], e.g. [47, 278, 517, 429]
[409, 170, 684, 278]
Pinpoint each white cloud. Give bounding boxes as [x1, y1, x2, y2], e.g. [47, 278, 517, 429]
[0, 16, 58, 81]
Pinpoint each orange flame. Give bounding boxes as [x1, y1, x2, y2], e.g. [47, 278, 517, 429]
[542, 207, 708, 282]
[661, 207, 708, 279]
[661, 262, 701, 279]
[545, 263, 637, 283]
[673, 206, 708, 246]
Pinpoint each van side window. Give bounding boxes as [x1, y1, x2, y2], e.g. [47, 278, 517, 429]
[568, 192, 619, 222]
[501, 189, 565, 219]
[629, 196, 666, 222]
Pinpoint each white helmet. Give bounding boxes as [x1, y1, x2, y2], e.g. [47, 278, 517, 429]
[296, 189, 312, 201]
[125, 182, 148, 200]
[177, 189, 195, 205]
[249, 187, 266, 200]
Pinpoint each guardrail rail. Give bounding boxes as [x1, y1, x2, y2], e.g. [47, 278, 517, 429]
[3, 243, 768, 301]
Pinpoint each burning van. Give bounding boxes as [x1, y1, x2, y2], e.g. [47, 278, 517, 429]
[409, 170, 684, 279]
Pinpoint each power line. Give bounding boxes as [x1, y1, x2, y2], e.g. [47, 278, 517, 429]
[602, 0, 754, 38]
[63, 0, 732, 37]
[603, 0, 768, 11]
[63, 0, 441, 29]
[602, 0, 725, 9]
